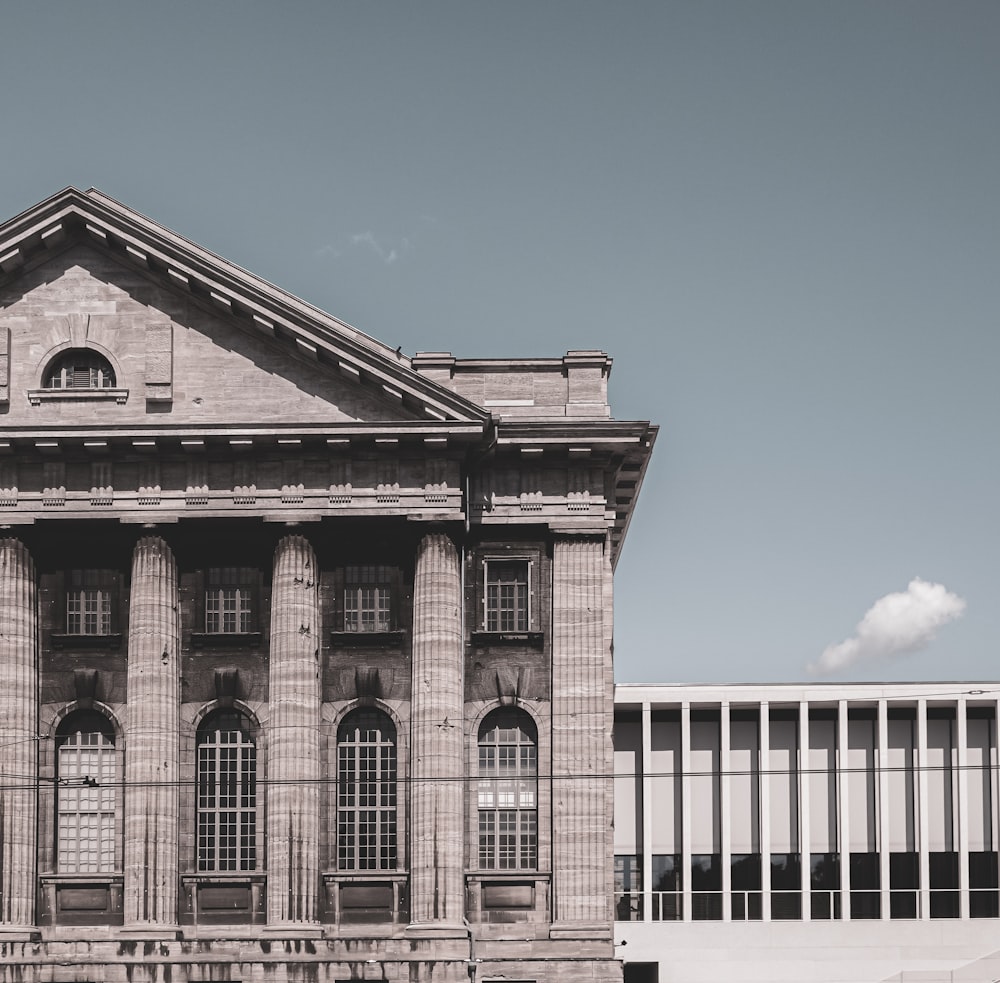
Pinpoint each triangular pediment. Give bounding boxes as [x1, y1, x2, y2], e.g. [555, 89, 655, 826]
[0, 188, 489, 432]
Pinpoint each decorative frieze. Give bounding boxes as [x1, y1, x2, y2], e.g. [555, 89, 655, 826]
[42, 461, 65, 507]
[0, 461, 16, 506]
[90, 461, 113, 506]
[137, 461, 160, 505]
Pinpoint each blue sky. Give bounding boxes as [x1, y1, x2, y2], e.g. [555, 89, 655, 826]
[2, 1, 997, 683]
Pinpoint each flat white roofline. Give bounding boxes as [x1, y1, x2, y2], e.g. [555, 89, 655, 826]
[614, 679, 1000, 704]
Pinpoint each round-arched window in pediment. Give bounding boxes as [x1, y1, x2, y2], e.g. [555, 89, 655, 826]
[45, 349, 116, 390]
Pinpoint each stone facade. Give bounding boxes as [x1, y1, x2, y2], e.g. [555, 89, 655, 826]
[0, 189, 656, 982]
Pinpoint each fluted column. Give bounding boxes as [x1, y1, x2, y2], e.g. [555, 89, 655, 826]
[0, 540, 38, 931]
[124, 536, 180, 929]
[408, 531, 464, 931]
[267, 535, 321, 926]
[551, 535, 612, 933]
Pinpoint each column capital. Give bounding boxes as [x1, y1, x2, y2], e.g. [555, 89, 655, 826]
[415, 527, 461, 549]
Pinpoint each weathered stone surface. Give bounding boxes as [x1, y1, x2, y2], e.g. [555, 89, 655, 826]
[551, 535, 614, 929]
[0, 539, 38, 929]
[409, 531, 465, 928]
[267, 534, 321, 925]
[124, 536, 180, 927]
[0, 190, 649, 983]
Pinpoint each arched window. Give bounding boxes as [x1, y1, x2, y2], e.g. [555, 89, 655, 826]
[56, 710, 118, 873]
[196, 710, 257, 872]
[478, 708, 537, 870]
[337, 708, 397, 870]
[45, 349, 116, 390]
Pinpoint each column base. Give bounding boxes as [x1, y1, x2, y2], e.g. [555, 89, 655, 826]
[119, 925, 181, 940]
[405, 920, 469, 939]
[262, 921, 324, 937]
[548, 921, 613, 940]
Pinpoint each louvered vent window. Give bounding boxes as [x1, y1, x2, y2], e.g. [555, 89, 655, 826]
[46, 350, 116, 390]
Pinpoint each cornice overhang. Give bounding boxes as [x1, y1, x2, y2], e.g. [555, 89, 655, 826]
[490, 420, 658, 567]
[0, 420, 487, 455]
[0, 188, 490, 428]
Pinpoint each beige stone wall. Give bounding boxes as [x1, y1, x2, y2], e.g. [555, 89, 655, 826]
[0, 246, 419, 426]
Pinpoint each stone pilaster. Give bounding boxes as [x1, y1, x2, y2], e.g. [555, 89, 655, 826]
[408, 531, 465, 932]
[124, 536, 180, 929]
[267, 535, 321, 927]
[550, 535, 613, 935]
[0, 539, 38, 931]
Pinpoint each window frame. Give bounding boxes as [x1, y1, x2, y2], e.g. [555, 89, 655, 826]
[342, 565, 395, 633]
[336, 708, 398, 872]
[55, 709, 120, 875]
[44, 349, 117, 391]
[482, 557, 534, 633]
[65, 569, 119, 637]
[202, 567, 259, 636]
[477, 707, 538, 871]
[195, 709, 258, 873]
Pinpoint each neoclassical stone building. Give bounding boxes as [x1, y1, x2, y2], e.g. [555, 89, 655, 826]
[0, 189, 655, 982]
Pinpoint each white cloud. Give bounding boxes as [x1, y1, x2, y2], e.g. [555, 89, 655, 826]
[810, 578, 966, 676]
[351, 231, 410, 265]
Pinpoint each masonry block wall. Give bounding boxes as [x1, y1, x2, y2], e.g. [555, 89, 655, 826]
[0, 188, 656, 983]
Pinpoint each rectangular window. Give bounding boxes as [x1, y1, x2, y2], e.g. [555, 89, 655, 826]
[849, 852, 881, 919]
[890, 851, 918, 918]
[970, 851, 999, 918]
[730, 854, 762, 920]
[205, 568, 254, 634]
[615, 854, 643, 921]
[810, 852, 841, 919]
[651, 854, 682, 921]
[343, 566, 393, 632]
[66, 570, 116, 635]
[929, 851, 960, 918]
[691, 854, 722, 920]
[484, 559, 530, 632]
[770, 853, 801, 919]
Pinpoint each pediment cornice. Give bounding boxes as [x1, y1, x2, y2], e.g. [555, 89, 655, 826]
[0, 188, 489, 427]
